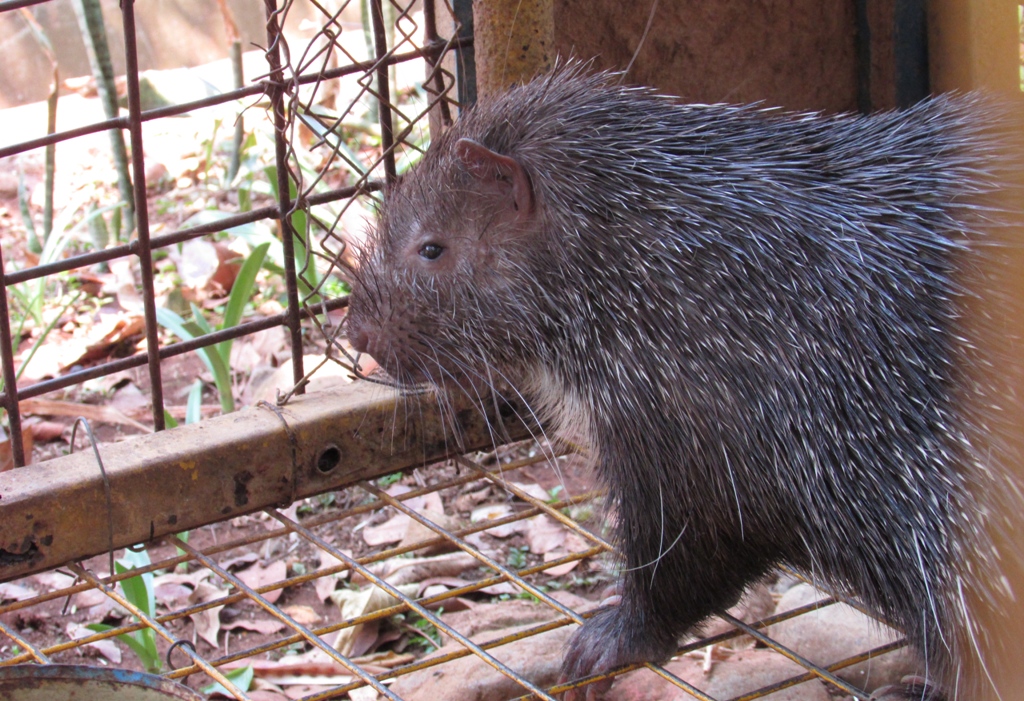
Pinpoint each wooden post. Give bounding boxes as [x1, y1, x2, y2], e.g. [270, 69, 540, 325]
[930, 3, 1024, 700]
[472, 0, 554, 99]
[928, 0, 1019, 94]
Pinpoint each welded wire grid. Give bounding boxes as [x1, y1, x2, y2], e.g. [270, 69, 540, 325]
[0, 0, 463, 467]
[0, 442, 908, 700]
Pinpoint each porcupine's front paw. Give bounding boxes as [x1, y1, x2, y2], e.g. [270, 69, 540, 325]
[560, 605, 677, 701]
[869, 676, 945, 701]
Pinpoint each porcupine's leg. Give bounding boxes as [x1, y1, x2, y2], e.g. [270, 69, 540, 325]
[560, 451, 782, 701]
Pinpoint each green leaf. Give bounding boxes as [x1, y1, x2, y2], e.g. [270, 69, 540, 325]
[85, 622, 160, 673]
[163, 410, 179, 429]
[186, 379, 203, 424]
[201, 664, 254, 697]
[217, 241, 270, 366]
[116, 549, 154, 617]
[156, 308, 235, 413]
[190, 303, 214, 336]
[223, 242, 269, 331]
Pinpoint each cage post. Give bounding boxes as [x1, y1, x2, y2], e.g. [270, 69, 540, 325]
[119, 0, 166, 429]
[370, 0, 397, 182]
[422, 0, 454, 130]
[0, 245, 25, 467]
[265, 0, 307, 390]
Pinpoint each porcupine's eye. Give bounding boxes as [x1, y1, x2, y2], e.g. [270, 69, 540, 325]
[419, 242, 444, 260]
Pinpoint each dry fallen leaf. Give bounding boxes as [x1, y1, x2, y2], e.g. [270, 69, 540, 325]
[353, 552, 479, 587]
[67, 621, 122, 663]
[188, 580, 226, 648]
[222, 617, 288, 635]
[20, 398, 151, 433]
[280, 605, 321, 626]
[525, 515, 568, 555]
[348, 687, 379, 701]
[329, 583, 418, 657]
[398, 508, 459, 555]
[470, 503, 526, 539]
[362, 489, 446, 547]
[314, 550, 352, 602]
[0, 426, 34, 472]
[0, 581, 37, 602]
[31, 571, 76, 592]
[236, 560, 288, 604]
[510, 481, 552, 502]
[361, 514, 409, 546]
[29, 420, 66, 442]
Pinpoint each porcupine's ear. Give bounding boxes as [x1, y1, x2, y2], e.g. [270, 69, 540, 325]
[454, 138, 535, 221]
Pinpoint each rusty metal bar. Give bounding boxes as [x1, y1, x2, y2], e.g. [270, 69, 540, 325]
[67, 563, 249, 699]
[268, 505, 560, 700]
[0, 245, 25, 467]
[720, 611, 870, 699]
[0, 382, 530, 583]
[4, 179, 378, 287]
[370, 0, 397, 182]
[422, 0, 454, 128]
[120, 0, 165, 430]
[0, 621, 50, 664]
[264, 0, 306, 392]
[0, 39, 469, 161]
[0, 0, 47, 11]
[0, 295, 349, 405]
[172, 534, 400, 701]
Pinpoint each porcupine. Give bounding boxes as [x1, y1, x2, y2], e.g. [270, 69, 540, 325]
[343, 66, 1021, 700]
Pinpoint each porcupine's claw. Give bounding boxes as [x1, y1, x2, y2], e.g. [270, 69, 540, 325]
[869, 676, 945, 701]
[560, 604, 676, 701]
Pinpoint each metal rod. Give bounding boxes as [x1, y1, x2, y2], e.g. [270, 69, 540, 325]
[3, 178, 382, 286]
[0, 295, 350, 404]
[120, 0, 165, 430]
[264, 0, 307, 392]
[0, 382, 530, 583]
[894, 0, 929, 106]
[422, 0, 454, 128]
[370, 0, 397, 182]
[453, 0, 476, 107]
[0, 245, 25, 467]
[0, 0, 48, 10]
[0, 40, 468, 161]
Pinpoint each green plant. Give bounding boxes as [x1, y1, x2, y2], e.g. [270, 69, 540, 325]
[86, 548, 161, 673]
[164, 379, 204, 429]
[157, 241, 270, 413]
[404, 611, 442, 652]
[377, 472, 402, 488]
[201, 664, 253, 697]
[507, 546, 528, 570]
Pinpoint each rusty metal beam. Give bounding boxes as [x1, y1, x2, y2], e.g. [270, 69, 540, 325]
[0, 383, 530, 583]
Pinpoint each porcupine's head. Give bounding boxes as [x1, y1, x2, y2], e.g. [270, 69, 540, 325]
[343, 123, 549, 399]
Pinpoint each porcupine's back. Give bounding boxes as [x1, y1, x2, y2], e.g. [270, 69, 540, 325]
[345, 67, 1017, 694]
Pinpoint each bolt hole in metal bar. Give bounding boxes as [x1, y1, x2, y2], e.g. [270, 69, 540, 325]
[0, 2, 911, 701]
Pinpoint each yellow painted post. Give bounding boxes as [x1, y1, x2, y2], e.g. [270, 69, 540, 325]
[931, 3, 1024, 700]
[472, 0, 555, 99]
[928, 0, 1019, 93]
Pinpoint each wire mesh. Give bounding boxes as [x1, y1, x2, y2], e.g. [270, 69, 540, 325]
[0, 0, 462, 465]
[0, 440, 911, 700]
[0, 1, 916, 699]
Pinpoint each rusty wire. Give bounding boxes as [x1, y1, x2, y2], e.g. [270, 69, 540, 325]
[0, 0, 459, 464]
[0, 443, 908, 700]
